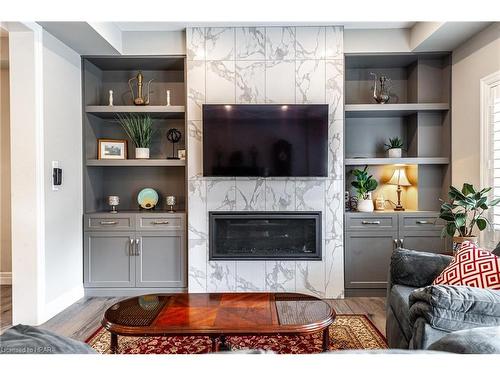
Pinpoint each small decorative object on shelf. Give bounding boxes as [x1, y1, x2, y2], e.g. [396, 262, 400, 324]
[166, 195, 176, 213]
[117, 114, 154, 159]
[108, 195, 120, 213]
[128, 71, 153, 106]
[137, 188, 159, 210]
[375, 195, 385, 211]
[351, 166, 378, 212]
[387, 167, 411, 211]
[385, 137, 404, 158]
[108, 90, 114, 106]
[166, 128, 182, 160]
[178, 149, 186, 160]
[370, 72, 392, 104]
[98, 139, 127, 160]
[166, 89, 171, 106]
[439, 183, 500, 252]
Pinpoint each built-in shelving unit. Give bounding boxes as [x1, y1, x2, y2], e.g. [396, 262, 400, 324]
[345, 157, 450, 166]
[345, 103, 449, 118]
[85, 105, 185, 119]
[86, 159, 186, 167]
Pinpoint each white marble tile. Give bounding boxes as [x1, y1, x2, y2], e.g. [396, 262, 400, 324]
[296, 260, 325, 298]
[188, 178, 207, 239]
[186, 27, 205, 60]
[236, 61, 265, 104]
[236, 261, 266, 291]
[325, 179, 343, 240]
[328, 119, 344, 180]
[207, 179, 236, 211]
[265, 261, 296, 291]
[235, 178, 266, 211]
[326, 59, 344, 120]
[186, 60, 205, 121]
[236, 27, 266, 60]
[266, 27, 295, 60]
[205, 27, 235, 60]
[296, 60, 326, 104]
[188, 239, 207, 292]
[265, 60, 295, 103]
[324, 237, 344, 298]
[296, 180, 325, 211]
[296, 27, 326, 59]
[187, 120, 202, 178]
[208, 261, 236, 292]
[325, 26, 343, 60]
[206, 60, 236, 104]
[265, 179, 296, 211]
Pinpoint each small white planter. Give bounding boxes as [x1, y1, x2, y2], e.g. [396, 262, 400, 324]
[387, 148, 402, 158]
[135, 148, 150, 159]
[357, 199, 374, 212]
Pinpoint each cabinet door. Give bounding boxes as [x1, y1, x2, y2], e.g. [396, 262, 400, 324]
[84, 232, 135, 287]
[400, 230, 448, 254]
[345, 231, 398, 289]
[135, 231, 186, 288]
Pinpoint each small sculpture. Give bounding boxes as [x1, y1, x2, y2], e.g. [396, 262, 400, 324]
[370, 73, 392, 104]
[166, 196, 176, 213]
[166, 89, 171, 106]
[128, 71, 153, 106]
[166, 128, 182, 160]
[108, 90, 114, 106]
[108, 195, 119, 213]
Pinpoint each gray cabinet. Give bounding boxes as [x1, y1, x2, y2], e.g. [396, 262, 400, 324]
[345, 211, 446, 296]
[83, 212, 186, 295]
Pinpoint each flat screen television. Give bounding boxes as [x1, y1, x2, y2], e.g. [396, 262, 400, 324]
[203, 104, 328, 177]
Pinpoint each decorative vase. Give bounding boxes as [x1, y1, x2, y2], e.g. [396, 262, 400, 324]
[357, 199, 374, 212]
[452, 236, 478, 253]
[135, 148, 150, 159]
[388, 148, 402, 158]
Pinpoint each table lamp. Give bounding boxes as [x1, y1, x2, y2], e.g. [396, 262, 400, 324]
[387, 167, 411, 211]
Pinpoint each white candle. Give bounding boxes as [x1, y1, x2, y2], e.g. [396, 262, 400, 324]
[108, 90, 114, 106]
[166, 90, 171, 106]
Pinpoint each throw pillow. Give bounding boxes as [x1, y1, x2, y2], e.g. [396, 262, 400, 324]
[433, 241, 500, 290]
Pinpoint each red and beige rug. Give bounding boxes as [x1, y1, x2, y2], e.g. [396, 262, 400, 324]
[86, 314, 387, 354]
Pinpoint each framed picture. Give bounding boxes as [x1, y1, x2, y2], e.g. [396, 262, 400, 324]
[98, 139, 127, 160]
[178, 149, 186, 160]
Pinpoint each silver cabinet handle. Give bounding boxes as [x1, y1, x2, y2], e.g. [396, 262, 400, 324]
[362, 220, 381, 225]
[393, 239, 399, 250]
[416, 220, 430, 224]
[100, 220, 118, 225]
[400, 238, 404, 248]
[129, 239, 134, 256]
[152, 220, 169, 225]
[135, 238, 140, 255]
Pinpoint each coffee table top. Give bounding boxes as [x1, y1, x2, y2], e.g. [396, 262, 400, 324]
[102, 292, 335, 336]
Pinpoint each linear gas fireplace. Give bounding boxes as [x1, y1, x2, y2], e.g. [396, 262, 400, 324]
[209, 212, 322, 261]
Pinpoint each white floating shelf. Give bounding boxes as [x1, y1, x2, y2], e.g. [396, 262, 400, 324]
[345, 103, 449, 118]
[85, 105, 185, 119]
[86, 159, 186, 167]
[345, 157, 450, 166]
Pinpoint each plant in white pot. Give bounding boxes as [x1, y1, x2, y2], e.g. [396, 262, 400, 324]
[439, 183, 500, 252]
[351, 166, 378, 212]
[117, 114, 154, 159]
[384, 137, 404, 158]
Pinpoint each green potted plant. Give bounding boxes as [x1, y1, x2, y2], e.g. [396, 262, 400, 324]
[385, 137, 404, 158]
[351, 166, 378, 212]
[439, 183, 500, 251]
[117, 114, 154, 159]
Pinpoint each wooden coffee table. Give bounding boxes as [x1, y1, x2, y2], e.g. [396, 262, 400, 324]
[102, 292, 336, 353]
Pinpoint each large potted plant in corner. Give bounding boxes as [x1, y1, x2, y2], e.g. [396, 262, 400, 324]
[117, 114, 154, 159]
[351, 166, 378, 212]
[439, 183, 500, 251]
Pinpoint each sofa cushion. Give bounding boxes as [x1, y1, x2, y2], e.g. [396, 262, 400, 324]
[428, 326, 500, 354]
[389, 285, 416, 341]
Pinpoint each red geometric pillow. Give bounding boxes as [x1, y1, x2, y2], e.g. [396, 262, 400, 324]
[433, 241, 500, 290]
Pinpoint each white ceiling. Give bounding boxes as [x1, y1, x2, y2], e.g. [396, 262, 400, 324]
[115, 21, 416, 32]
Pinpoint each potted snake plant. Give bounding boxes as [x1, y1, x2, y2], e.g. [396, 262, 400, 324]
[439, 183, 500, 251]
[351, 166, 378, 212]
[385, 136, 404, 158]
[117, 114, 154, 159]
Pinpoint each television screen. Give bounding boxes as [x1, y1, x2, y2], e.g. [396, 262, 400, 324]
[202, 104, 328, 177]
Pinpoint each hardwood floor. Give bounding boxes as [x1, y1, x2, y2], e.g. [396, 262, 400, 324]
[0, 286, 386, 342]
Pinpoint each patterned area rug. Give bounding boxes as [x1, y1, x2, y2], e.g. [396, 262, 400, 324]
[86, 314, 387, 354]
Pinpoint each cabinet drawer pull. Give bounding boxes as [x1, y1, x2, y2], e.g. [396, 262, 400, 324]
[361, 220, 381, 225]
[152, 220, 170, 225]
[135, 238, 140, 255]
[129, 239, 134, 256]
[100, 220, 118, 225]
[416, 220, 431, 224]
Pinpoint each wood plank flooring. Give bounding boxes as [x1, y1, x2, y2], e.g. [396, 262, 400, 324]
[0, 286, 386, 342]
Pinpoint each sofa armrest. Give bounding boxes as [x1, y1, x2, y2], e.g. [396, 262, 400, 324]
[409, 285, 500, 332]
[428, 326, 500, 354]
[389, 249, 452, 289]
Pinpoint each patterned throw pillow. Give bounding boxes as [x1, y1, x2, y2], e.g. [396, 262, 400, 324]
[433, 241, 500, 290]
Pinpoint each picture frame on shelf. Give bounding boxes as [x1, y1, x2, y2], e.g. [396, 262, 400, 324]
[98, 139, 128, 160]
[178, 149, 186, 160]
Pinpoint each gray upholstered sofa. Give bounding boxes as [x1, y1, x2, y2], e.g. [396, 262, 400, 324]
[387, 248, 500, 350]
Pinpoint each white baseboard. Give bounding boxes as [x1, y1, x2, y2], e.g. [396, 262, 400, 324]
[0, 272, 12, 285]
[42, 285, 84, 323]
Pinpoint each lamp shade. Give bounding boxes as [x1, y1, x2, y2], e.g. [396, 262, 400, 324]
[388, 167, 411, 186]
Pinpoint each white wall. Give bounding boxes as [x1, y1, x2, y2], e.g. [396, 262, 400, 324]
[122, 31, 185, 55]
[452, 23, 500, 187]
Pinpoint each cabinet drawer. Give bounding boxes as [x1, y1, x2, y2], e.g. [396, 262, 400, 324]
[346, 214, 397, 231]
[400, 215, 444, 231]
[137, 215, 183, 231]
[85, 215, 134, 231]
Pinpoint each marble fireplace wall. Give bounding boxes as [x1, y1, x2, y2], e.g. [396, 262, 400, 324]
[186, 26, 344, 298]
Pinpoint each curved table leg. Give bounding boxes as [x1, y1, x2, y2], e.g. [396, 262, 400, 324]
[210, 335, 217, 352]
[322, 328, 330, 352]
[110, 333, 118, 354]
